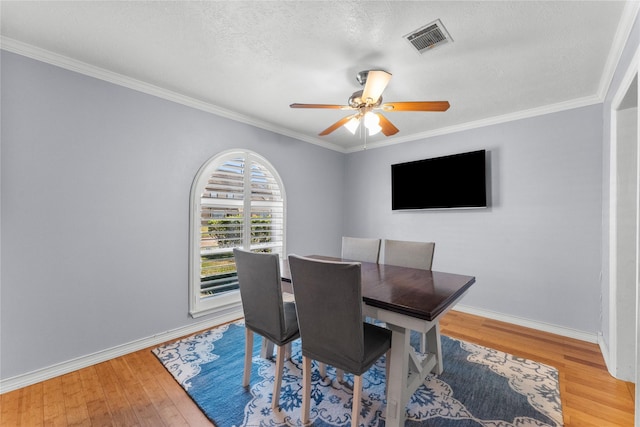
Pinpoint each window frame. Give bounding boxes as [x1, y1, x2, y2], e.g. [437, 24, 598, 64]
[189, 149, 286, 318]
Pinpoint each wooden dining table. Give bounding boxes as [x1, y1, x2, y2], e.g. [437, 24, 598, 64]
[280, 255, 476, 427]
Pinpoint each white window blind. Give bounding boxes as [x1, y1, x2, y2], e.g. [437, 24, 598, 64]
[190, 150, 285, 317]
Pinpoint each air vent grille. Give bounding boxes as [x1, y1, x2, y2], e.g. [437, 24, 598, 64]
[404, 19, 452, 53]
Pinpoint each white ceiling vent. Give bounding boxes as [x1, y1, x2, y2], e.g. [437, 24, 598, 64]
[404, 19, 453, 53]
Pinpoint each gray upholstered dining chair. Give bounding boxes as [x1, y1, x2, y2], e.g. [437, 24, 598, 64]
[383, 239, 435, 352]
[341, 236, 381, 263]
[233, 248, 300, 410]
[288, 254, 392, 427]
[383, 239, 435, 270]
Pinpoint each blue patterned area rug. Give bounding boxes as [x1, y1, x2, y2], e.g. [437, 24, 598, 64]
[152, 320, 563, 427]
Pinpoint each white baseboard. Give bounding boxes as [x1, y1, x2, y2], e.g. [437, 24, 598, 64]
[453, 304, 599, 343]
[0, 309, 243, 394]
[597, 332, 617, 377]
[2, 305, 601, 394]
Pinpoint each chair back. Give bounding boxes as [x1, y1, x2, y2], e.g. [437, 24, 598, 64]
[288, 255, 365, 372]
[234, 248, 290, 345]
[341, 236, 381, 263]
[383, 239, 435, 270]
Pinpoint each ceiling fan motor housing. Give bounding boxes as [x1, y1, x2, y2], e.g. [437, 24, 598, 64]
[349, 90, 382, 108]
[356, 69, 389, 86]
[356, 70, 369, 86]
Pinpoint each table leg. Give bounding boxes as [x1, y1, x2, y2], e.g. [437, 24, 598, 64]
[385, 324, 410, 427]
[425, 322, 443, 374]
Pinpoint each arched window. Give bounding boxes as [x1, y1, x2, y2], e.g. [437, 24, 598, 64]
[189, 149, 286, 318]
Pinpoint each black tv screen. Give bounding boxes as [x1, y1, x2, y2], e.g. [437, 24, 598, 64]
[391, 150, 487, 210]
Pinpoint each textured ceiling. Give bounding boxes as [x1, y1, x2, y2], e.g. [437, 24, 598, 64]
[0, 1, 636, 152]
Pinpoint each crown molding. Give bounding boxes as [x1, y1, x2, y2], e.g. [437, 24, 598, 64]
[0, 36, 346, 153]
[2, 11, 636, 157]
[345, 94, 603, 153]
[597, 0, 640, 100]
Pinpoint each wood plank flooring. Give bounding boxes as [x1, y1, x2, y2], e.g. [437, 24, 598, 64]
[1, 311, 635, 426]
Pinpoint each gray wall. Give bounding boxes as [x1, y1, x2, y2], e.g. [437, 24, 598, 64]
[343, 105, 603, 334]
[0, 51, 345, 379]
[1, 20, 633, 379]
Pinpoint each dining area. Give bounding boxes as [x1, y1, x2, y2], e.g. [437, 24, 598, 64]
[234, 237, 476, 427]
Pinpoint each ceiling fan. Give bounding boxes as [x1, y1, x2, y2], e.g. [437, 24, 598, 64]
[290, 70, 450, 137]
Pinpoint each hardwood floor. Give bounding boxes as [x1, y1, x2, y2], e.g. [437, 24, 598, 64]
[1, 311, 635, 426]
[440, 311, 635, 427]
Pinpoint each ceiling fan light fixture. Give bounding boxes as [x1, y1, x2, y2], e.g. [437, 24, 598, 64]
[364, 111, 379, 126]
[364, 112, 381, 136]
[367, 123, 382, 136]
[344, 116, 360, 134]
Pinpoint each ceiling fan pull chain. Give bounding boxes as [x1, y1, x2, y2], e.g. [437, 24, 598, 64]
[363, 122, 367, 150]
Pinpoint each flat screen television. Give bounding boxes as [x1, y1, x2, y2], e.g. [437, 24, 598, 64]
[391, 150, 488, 210]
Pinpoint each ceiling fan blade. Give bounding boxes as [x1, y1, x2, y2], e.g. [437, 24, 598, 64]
[376, 113, 400, 136]
[382, 101, 450, 112]
[290, 103, 351, 109]
[361, 70, 392, 104]
[318, 115, 356, 136]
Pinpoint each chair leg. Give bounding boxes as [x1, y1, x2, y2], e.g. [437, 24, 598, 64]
[301, 356, 312, 424]
[261, 338, 275, 359]
[272, 344, 285, 409]
[336, 368, 344, 383]
[318, 362, 327, 377]
[243, 329, 253, 387]
[351, 374, 363, 427]
[285, 342, 292, 360]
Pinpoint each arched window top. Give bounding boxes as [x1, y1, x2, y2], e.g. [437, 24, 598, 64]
[189, 149, 286, 318]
